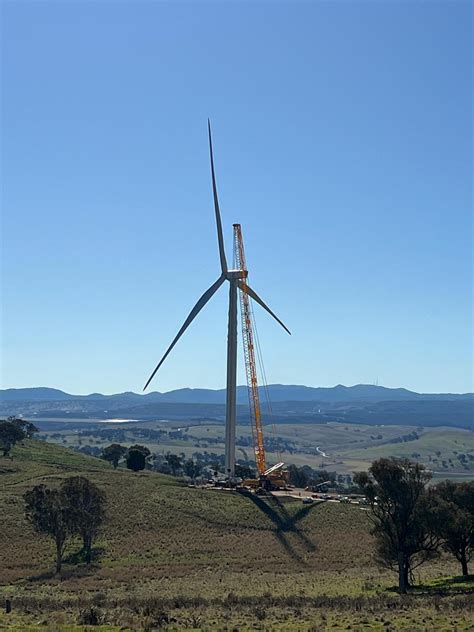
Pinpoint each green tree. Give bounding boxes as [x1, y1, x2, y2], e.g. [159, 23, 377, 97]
[129, 444, 151, 457]
[60, 476, 106, 563]
[24, 485, 71, 573]
[8, 416, 38, 438]
[432, 481, 474, 577]
[235, 464, 256, 479]
[354, 458, 441, 593]
[0, 421, 24, 457]
[102, 443, 127, 468]
[183, 459, 202, 479]
[126, 449, 146, 472]
[0, 418, 38, 456]
[287, 464, 309, 488]
[166, 453, 182, 476]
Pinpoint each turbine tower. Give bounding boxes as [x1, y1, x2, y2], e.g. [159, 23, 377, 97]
[143, 121, 290, 477]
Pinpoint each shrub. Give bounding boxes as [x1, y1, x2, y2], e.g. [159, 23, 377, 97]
[77, 605, 104, 625]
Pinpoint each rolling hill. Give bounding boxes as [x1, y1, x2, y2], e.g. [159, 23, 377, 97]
[2, 383, 472, 403]
[0, 439, 472, 630]
[1, 384, 472, 429]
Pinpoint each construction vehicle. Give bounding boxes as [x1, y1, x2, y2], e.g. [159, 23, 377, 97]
[233, 224, 289, 492]
[305, 480, 332, 494]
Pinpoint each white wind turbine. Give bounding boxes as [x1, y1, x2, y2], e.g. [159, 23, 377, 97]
[144, 121, 290, 477]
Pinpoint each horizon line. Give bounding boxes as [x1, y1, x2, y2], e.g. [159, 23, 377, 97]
[1, 382, 473, 397]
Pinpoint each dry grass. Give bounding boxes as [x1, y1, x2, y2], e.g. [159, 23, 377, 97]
[0, 440, 473, 630]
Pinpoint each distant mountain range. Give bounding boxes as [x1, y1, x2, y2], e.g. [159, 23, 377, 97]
[1, 384, 472, 404]
[1, 385, 472, 430]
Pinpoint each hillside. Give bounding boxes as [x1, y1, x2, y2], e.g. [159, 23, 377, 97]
[1, 440, 473, 630]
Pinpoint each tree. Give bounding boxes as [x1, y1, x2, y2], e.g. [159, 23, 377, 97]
[287, 464, 309, 488]
[24, 485, 71, 573]
[235, 464, 256, 479]
[126, 449, 146, 472]
[0, 418, 38, 457]
[60, 477, 106, 563]
[166, 453, 182, 476]
[102, 444, 127, 469]
[432, 481, 474, 577]
[183, 459, 202, 479]
[0, 421, 25, 457]
[9, 416, 38, 438]
[129, 444, 151, 458]
[354, 458, 441, 593]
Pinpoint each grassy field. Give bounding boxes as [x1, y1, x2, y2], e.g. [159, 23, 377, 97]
[39, 419, 474, 481]
[0, 439, 473, 630]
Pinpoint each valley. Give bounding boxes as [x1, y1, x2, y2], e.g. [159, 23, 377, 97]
[35, 418, 474, 482]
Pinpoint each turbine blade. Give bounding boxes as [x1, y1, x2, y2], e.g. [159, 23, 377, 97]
[144, 275, 226, 391]
[237, 281, 291, 336]
[208, 119, 228, 274]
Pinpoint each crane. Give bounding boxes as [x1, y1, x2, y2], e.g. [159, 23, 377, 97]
[233, 224, 287, 491]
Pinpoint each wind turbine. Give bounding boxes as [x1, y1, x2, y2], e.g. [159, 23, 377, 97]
[143, 121, 291, 477]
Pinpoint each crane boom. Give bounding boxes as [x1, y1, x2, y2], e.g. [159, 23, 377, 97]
[233, 224, 267, 476]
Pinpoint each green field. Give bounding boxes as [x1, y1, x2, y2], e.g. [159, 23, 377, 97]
[0, 439, 473, 630]
[39, 419, 474, 481]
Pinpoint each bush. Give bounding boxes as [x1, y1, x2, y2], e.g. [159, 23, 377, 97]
[77, 605, 104, 625]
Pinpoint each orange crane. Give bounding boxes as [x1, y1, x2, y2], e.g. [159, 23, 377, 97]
[233, 224, 287, 490]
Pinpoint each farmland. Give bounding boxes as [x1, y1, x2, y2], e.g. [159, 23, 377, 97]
[37, 418, 474, 482]
[0, 439, 473, 630]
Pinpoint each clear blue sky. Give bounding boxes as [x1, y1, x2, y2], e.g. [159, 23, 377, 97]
[1, 1, 472, 395]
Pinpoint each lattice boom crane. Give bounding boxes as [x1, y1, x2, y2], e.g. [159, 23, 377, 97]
[233, 225, 288, 490]
[233, 224, 267, 477]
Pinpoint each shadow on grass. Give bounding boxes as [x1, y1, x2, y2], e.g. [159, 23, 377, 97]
[243, 493, 319, 563]
[25, 569, 57, 583]
[176, 491, 320, 563]
[26, 548, 105, 583]
[431, 574, 474, 586]
[63, 546, 105, 565]
[385, 575, 474, 596]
